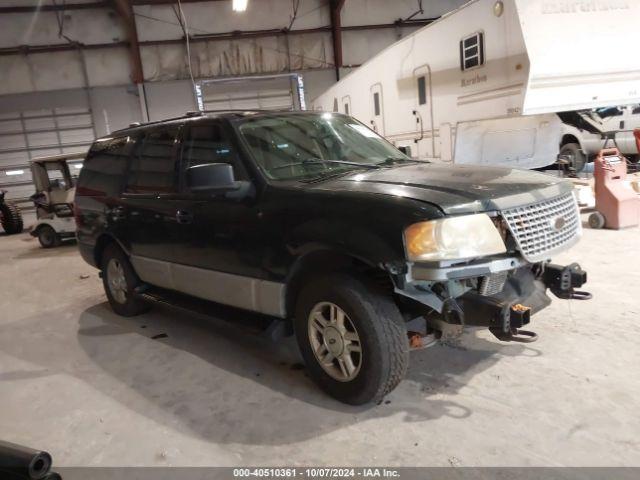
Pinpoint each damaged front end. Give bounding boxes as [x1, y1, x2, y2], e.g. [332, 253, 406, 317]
[396, 260, 589, 343]
[455, 263, 588, 342]
[394, 191, 591, 343]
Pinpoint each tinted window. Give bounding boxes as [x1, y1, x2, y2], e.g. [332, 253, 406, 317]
[181, 121, 245, 179]
[77, 136, 131, 196]
[460, 32, 485, 71]
[126, 127, 179, 194]
[417, 76, 427, 105]
[238, 113, 409, 181]
[373, 92, 380, 116]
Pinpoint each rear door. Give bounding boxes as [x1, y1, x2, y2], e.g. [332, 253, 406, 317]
[121, 125, 184, 274]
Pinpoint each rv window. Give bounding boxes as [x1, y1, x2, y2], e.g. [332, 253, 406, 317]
[333, 98, 338, 112]
[460, 32, 485, 71]
[417, 76, 427, 105]
[373, 92, 380, 116]
[344, 103, 349, 115]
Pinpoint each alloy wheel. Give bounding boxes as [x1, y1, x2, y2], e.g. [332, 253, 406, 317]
[308, 302, 362, 382]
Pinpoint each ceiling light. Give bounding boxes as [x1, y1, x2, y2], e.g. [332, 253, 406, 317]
[5, 170, 24, 176]
[232, 0, 248, 12]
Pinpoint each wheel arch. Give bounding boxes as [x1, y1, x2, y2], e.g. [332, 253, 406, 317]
[283, 246, 397, 319]
[561, 133, 581, 148]
[94, 233, 129, 268]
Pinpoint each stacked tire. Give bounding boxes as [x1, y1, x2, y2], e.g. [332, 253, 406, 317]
[0, 201, 24, 235]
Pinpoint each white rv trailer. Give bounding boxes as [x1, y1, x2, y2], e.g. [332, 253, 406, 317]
[311, 0, 640, 169]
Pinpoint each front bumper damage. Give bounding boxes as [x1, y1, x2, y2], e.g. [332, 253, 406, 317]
[396, 259, 589, 343]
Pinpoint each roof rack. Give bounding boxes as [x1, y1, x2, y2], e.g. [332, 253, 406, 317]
[110, 108, 299, 134]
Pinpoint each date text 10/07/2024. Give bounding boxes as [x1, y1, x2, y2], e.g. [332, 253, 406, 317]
[232, 468, 401, 478]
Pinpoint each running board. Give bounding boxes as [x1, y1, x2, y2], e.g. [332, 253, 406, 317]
[134, 285, 291, 341]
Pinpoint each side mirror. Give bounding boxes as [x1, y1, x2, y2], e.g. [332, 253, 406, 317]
[186, 163, 239, 192]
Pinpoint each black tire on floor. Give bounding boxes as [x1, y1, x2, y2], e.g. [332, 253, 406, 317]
[101, 243, 151, 317]
[560, 143, 587, 173]
[294, 272, 409, 405]
[588, 211, 606, 229]
[0, 201, 24, 234]
[37, 225, 61, 248]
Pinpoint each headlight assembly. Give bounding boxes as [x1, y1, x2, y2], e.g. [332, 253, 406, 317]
[404, 213, 507, 262]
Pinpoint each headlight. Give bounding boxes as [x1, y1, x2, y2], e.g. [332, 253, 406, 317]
[404, 214, 506, 262]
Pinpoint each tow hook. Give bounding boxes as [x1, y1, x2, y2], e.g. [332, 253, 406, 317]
[489, 304, 538, 343]
[489, 326, 538, 343]
[544, 263, 592, 300]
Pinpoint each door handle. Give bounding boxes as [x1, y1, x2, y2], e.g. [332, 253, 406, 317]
[175, 210, 193, 224]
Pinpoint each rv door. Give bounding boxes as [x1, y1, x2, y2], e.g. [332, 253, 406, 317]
[342, 95, 352, 116]
[413, 65, 434, 158]
[370, 83, 385, 136]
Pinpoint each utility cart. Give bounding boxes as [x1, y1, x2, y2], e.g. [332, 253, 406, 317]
[29, 152, 84, 248]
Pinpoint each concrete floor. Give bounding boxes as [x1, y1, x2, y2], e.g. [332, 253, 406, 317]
[1, 220, 639, 467]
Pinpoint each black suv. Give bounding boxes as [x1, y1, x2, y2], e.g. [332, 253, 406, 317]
[75, 111, 588, 405]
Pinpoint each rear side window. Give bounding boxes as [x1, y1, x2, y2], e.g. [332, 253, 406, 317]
[126, 127, 179, 194]
[77, 136, 131, 196]
[181, 121, 246, 179]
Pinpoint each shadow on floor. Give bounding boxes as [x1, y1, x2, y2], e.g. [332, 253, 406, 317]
[65, 300, 537, 445]
[12, 240, 78, 260]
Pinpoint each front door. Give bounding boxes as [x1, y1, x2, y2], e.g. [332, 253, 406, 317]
[168, 120, 283, 314]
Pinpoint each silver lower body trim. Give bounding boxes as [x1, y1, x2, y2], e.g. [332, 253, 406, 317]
[130, 255, 286, 318]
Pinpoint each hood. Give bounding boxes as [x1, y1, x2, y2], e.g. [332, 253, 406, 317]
[307, 163, 573, 214]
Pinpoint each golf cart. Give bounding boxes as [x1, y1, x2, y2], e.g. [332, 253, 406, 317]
[29, 152, 84, 248]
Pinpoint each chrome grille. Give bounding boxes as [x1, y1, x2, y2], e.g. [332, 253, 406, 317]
[501, 193, 581, 262]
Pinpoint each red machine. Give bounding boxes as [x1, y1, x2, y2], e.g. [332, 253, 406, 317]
[588, 147, 640, 229]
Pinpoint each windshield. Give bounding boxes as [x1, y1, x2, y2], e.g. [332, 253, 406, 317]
[236, 113, 409, 180]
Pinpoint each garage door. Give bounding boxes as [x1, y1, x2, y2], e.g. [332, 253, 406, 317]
[197, 74, 305, 111]
[0, 107, 95, 211]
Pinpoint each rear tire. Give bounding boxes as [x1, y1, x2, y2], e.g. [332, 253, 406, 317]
[101, 243, 151, 316]
[294, 273, 408, 405]
[560, 143, 587, 174]
[37, 225, 61, 248]
[0, 201, 24, 234]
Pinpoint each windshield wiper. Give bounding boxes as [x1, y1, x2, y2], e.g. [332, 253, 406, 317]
[270, 158, 379, 172]
[375, 157, 421, 166]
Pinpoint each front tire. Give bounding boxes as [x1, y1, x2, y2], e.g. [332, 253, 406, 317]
[101, 244, 150, 316]
[294, 273, 408, 405]
[560, 143, 587, 174]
